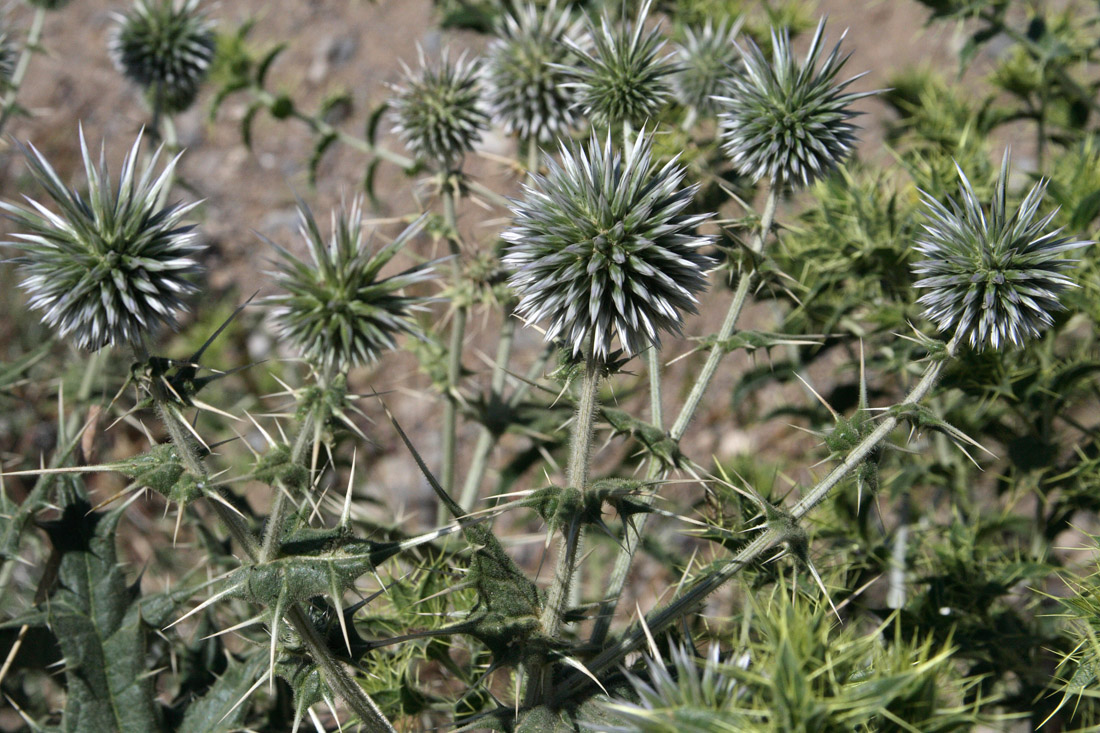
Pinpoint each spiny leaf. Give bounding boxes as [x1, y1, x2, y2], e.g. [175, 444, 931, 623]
[37, 482, 163, 732]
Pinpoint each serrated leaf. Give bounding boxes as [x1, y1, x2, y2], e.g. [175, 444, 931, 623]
[39, 485, 162, 732]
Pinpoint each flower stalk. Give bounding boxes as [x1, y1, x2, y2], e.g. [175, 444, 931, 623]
[591, 182, 779, 644]
[0, 7, 45, 136]
[564, 339, 957, 700]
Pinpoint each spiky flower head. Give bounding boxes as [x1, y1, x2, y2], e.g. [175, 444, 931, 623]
[483, 0, 582, 143]
[503, 130, 713, 360]
[589, 643, 748, 731]
[563, 0, 675, 128]
[109, 0, 216, 114]
[672, 17, 743, 117]
[1, 128, 203, 350]
[716, 18, 873, 188]
[912, 153, 1090, 351]
[389, 47, 488, 172]
[265, 199, 435, 374]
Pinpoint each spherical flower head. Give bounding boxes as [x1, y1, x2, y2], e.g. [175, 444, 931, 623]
[110, 0, 216, 114]
[389, 47, 488, 172]
[1, 127, 203, 350]
[265, 199, 435, 374]
[673, 18, 743, 117]
[483, 0, 583, 143]
[563, 0, 674, 128]
[503, 130, 714, 361]
[913, 153, 1090, 351]
[716, 18, 873, 188]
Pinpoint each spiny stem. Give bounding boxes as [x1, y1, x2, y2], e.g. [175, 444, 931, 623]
[286, 605, 396, 732]
[590, 183, 779, 645]
[647, 346, 663, 429]
[561, 340, 957, 699]
[0, 7, 45, 136]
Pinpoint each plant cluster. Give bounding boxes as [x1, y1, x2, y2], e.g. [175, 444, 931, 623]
[1, 0, 1100, 731]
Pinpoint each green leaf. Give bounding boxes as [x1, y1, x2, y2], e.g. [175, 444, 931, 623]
[39, 485, 163, 732]
[177, 653, 266, 733]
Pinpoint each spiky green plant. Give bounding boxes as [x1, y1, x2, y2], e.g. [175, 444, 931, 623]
[913, 152, 1090, 350]
[672, 17, 742, 118]
[563, 0, 675, 128]
[483, 0, 582, 144]
[715, 18, 874, 187]
[502, 129, 713, 360]
[265, 199, 435, 375]
[389, 47, 488, 172]
[0, 127, 202, 350]
[110, 0, 216, 114]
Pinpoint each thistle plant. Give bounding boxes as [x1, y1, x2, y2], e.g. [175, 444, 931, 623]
[1, 128, 202, 350]
[483, 0, 582, 147]
[389, 47, 488, 172]
[913, 153, 1089, 351]
[563, 0, 675, 129]
[716, 18, 874, 187]
[503, 130, 713, 361]
[110, 0, 217, 115]
[7, 3, 1100, 731]
[672, 18, 743, 120]
[265, 199, 434, 375]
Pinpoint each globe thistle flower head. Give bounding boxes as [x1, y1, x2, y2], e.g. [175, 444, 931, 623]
[591, 643, 747, 731]
[266, 199, 435, 374]
[913, 153, 1090, 351]
[672, 17, 743, 117]
[563, 0, 675, 128]
[389, 47, 488, 172]
[483, 0, 583, 143]
[110, 0, 216, 114]
[1, 127, 203, 350]
[716, 18, 874, 188]
[503, 130, 714, 361]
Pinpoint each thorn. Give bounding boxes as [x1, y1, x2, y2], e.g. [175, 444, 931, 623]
[796, 373, 839, 420]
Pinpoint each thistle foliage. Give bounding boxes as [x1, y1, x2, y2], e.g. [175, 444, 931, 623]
[1, 128, 202, 350]
[483, 0, 582, 143]
[503, 131, 713, 360]
[716, 19, 873, 187]
[110, 0, 217, 114]
[265, 199, 435, 374]
[563, 0, 675, 128]
[912, 153, 1090, 351]
[390, 48, 488, 171]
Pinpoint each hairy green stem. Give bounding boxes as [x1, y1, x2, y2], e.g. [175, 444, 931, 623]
[440, 187, 466, 509]
[590, 183, 779, 645]
[539, 340, 602, 640]
[0, 7, 45, 136]
[560, 340, 956, 700]
[458, 307, 516, 511]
